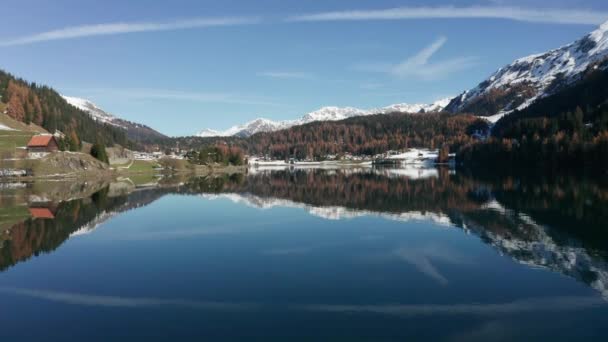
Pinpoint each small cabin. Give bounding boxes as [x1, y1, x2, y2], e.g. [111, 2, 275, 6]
[27, 135, 59, 156]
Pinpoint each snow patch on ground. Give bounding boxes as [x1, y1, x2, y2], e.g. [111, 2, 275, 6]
[0, 123, 15, 131]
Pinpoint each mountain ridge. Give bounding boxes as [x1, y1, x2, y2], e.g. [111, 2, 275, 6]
[196, 98, 451, 138]
[62, 95, 167, 143]
[446, 20, 608, 117]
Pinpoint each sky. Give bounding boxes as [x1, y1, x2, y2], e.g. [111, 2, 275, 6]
[1, 0, 608, 136]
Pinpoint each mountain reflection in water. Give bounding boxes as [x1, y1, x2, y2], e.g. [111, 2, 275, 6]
[1, 168, 608, 302]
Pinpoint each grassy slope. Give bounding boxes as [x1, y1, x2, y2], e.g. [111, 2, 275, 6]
[0, 130, 36, 155]
[0, 113, 47, 133]
[0, 113, 48, 157]
[129, 160, 160, 172]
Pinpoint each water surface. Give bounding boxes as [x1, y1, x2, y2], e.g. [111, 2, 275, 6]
[1, 169, 607, 340]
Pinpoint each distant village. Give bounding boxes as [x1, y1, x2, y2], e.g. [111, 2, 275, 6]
[21, 131, 467, 165]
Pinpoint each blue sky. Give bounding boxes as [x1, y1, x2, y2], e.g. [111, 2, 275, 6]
[1, 0, 607, 136]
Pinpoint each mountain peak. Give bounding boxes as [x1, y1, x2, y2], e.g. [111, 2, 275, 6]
[195, 99, 449, 137]
[62, 95, 167, 141]
[62, 95, 119, 126]
[446, 21, 608, 116]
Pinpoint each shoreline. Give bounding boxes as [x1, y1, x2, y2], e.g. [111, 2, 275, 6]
[0, 162, 248, 182]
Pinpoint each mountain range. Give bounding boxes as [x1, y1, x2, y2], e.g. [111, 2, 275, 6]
[196, 98, 451, 138]
[9, 20, 606, 143]
[195, 20, 608, 137]
[445, 20, 608, 120]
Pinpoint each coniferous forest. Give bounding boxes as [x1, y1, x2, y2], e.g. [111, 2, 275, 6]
[245, 113, 485, 160]
[0, 69, 132, 149]
[458, 67, 608, 170]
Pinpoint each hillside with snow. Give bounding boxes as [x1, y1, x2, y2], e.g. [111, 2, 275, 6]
[62, 96, 167, 141]
[62, 96, 124, 128]
[196, 98, 451, 137]
[446, 20, 608, 117]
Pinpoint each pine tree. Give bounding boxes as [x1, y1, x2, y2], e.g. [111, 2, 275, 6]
[90, 142, 109, 164]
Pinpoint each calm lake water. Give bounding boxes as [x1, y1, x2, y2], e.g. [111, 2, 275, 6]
[1, 168, 608, 340]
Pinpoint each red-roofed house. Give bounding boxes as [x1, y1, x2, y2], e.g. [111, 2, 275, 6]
[27, 135, 59, 155]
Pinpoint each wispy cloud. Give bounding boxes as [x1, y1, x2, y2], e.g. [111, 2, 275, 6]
[287, 6, 608, 25]
[302, 296, 606, 316]
[355, 37, 477, 80]
[2, 287, 604, 317]
[0, 287, 257, 310]
[393, 244, 474, 285]
[257, 71, 315, 80]
[0, 17, 260, 46]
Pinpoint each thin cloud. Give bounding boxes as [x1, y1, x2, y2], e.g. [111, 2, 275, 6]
[393, 244, 475, 285]
[5, 287, 603, 317]
[302, 296, 606, 316]
[257, 71, 315, 80]
[0, 287, 257, 310]
[3, 287, 605, 318]
[287, 6, 608, 25]
[355, 37, 477, 80]
[0, 17, 260, 46]
[394, 36, 447, 71]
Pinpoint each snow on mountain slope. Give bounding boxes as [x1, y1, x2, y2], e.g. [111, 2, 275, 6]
[446, 20, 608, 116]
[62, 95, 167, 140]
[196, 98, 451, 137]
[201, 192, 452, 226]
[62, 96, 125, 128]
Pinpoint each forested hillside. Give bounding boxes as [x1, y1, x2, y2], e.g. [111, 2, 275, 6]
[0, 69, 132, 149]
[458, 66, 608, 169]
[243, 113, 485, 160]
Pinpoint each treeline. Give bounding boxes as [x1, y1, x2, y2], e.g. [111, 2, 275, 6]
[0, 69, 132, 148]
[243, 113, 486, 160]
[180, 169, 608, 249]
[170, 135, 244, 152]
[458, 66, 608, 169]
[185, 145, 245, 165]
[166, 113, 487, 161]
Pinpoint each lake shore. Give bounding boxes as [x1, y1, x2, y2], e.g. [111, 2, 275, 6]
[0, 153, 247, 181]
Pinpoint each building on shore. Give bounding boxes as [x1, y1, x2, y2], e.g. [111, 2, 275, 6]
[26, 135, 59, 158]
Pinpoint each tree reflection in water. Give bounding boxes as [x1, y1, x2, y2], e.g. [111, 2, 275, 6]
[1, 168, 607, 298]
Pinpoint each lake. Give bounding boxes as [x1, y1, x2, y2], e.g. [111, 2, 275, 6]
[1, 168, 607, 340]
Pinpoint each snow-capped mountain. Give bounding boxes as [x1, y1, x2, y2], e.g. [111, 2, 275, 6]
[201, 118, 292, 138]
[446, 20, 608, 117]
[62, 95, 167, 141]
[203, 191, 608, 299]
[460, 201, 608, 300]
[202, 192, 452, 225]
[196, 98, 451, 137]
[63, 96, 126, 128]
